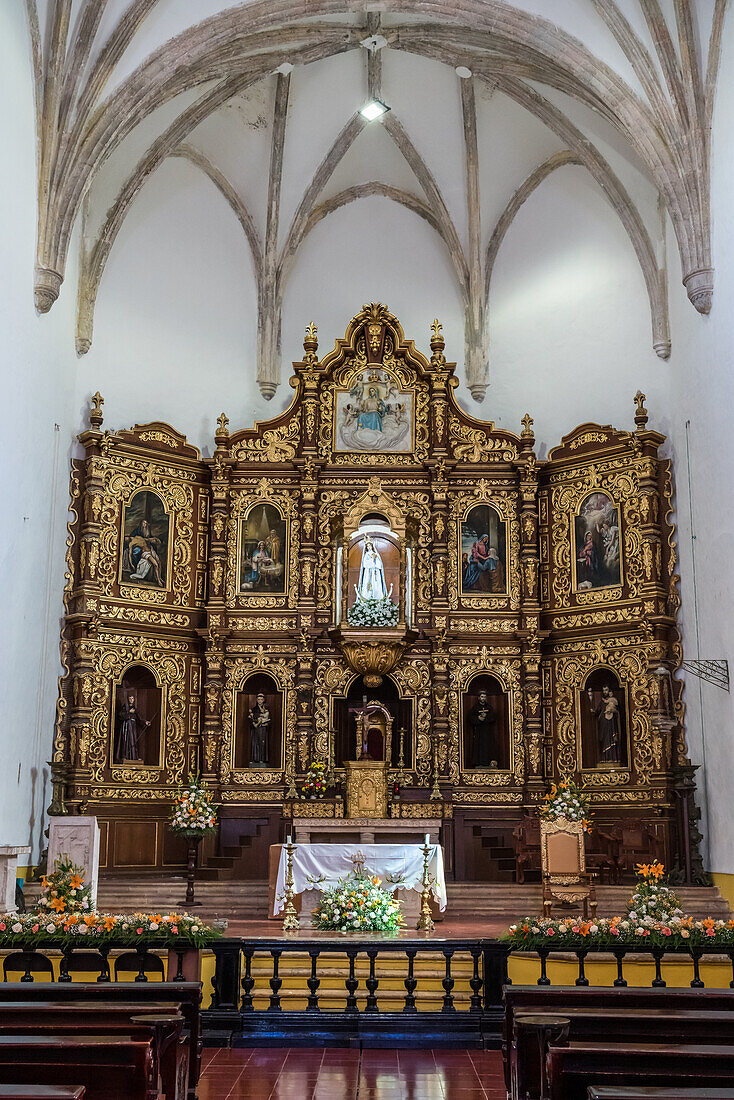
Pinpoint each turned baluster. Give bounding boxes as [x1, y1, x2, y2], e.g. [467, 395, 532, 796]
[612, 948, 627, 987]
[651, 947, 666, 988]
[469, 946, 483, 1013]
[574, 949, 589, 987]
[345, 949, 359, 1014]
[403, 949, 418, 1013]
[365, 949, 379, 1013]
[307, 950, 321, 1012]
[690, 946, 704, 989]
[441, 949, 455, 1013]
[268, 949, 282, 1012]
[241, 949, 255, 1013]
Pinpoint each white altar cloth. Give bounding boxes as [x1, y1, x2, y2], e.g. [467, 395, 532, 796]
[273, 843, 447, 916]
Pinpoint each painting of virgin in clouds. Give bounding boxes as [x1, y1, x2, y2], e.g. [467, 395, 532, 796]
[335, 369, 413, 452]
[573, 491, 622, 590]
[461, 505, 507, 596]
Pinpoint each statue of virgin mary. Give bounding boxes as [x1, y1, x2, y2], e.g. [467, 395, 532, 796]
[355, 534, 391, 601]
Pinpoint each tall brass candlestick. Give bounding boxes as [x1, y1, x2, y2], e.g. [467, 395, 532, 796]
[282, 838, 300, 933]
[416, 840, 435, 933]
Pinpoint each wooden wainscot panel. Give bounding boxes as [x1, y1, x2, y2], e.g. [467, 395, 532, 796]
[112, 819, 158, 868]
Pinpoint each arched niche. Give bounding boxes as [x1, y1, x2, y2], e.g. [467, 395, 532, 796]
[573, 491, 622, 592]
[461, 674, 510, 770]
[333, 675, 412, 769]
[233, 672, 283, 769]
[112, 665, 162, 766]
[580, 667, 628, 769]
[346, 519, 401, 618]
[238, 501, 287, 596]
[120, 490, 169, 589]
[460, 503, 507, 596]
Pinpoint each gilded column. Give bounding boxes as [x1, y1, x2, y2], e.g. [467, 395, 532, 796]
[517, 415, 545, 792]
[203, 415, 231, 785]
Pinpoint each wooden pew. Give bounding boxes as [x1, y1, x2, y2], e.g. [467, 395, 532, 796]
[0, 1035, 157, 1100]
[588, 1088, 734, 1098]
[503, 985, 734, 1099]
[0, 1003, 185, 1100]
[547, 1041, 734, 1100]
[0, 1090, 86, 1099]
[0, 982, 201, 1100]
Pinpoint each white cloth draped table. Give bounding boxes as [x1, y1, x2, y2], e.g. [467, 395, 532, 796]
[273, 843, 447, 916]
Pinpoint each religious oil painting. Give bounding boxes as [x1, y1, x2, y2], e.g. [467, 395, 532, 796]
[335, 369, 413, 453]
[239, 502, 287, 595]
[120, 490, 169, 588]
[573, 491, 622, 591]
[460, 505, 507, 596]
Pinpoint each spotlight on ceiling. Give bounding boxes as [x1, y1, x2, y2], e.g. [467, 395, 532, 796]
[360, 98, 390, 122]
[360, 34, 388, 52]
[455, 65, 472, 79]
[275, 62, 294, 75]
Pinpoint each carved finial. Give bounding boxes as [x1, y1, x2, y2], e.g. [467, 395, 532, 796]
[521, 413, 534, 439]
[305, 321, 317, 341]
[303, 321, 318, 363]
[430, 317, 446, 367]
[216, 412, 229, 444]
[634, 390, 648, 429]
[89, 391, 104, 429]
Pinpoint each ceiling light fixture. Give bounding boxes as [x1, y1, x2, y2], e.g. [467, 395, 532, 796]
[275, 62, 294, 75]
[360, 98, 390, 121]
[455, 65, 472, 79]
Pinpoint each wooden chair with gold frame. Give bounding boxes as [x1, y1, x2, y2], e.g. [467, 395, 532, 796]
[540, 817, 597, 919]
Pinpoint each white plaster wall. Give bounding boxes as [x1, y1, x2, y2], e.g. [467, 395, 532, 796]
[661, 15, 734, 874]
[0, 7, 79, 859]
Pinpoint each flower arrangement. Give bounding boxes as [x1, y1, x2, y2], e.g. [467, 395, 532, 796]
[38, 856, 93, 916]
[347, 596, 399, 628]
[311, 872, 404, 933]
[627, 860, 682, 924]
[169, 777, 218, 836]
[505, 912, 734, 950]
[302, 761, 328, 799]
[0, 910, 217, 948]
[539, 779, 593, 833]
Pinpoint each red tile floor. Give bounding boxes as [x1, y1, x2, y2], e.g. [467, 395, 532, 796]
[199, 1047, 506, 1099]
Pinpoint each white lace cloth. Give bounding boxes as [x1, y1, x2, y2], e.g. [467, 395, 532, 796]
[273, 843, 447, 915]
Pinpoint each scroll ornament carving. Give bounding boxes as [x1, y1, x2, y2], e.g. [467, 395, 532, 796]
[449, 417, 518, 462]
[232, 419, 300, 462]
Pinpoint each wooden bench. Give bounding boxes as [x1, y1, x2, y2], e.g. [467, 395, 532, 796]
[0, 1035, 157, 1100]
[0, 982, 201, 1100]
[0, 1003, 185, 1100]
[547, 1041, 734, 1100]
[0, 1090, 86, 1099]
[503, 985, 734, 1099]
[588, 1088, 734, 1099]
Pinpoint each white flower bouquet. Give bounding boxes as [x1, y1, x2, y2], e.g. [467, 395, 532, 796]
[311, 872, 404, 933]
[169, 777, 218, 837]
[540, 779, 593, 833]
[347, 596, 399, 628]
[627, 860, 683, 924]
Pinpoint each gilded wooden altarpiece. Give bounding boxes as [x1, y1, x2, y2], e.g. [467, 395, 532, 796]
[50, 308, 702, 880]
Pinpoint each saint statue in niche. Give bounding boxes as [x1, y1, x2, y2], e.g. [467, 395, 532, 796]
[355, 535, 393, 602]
[121, 491, 168, 587]
[587, 683, 622, 764]
[574, 492, 621, 590]
[249, 692, 271, 766]
[467, 690, 497, 768]
[115, 691, 151, 762]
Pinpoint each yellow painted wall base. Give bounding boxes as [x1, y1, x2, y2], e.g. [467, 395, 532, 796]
[508, 952, 732, 988]
[713, 872, 734, 912]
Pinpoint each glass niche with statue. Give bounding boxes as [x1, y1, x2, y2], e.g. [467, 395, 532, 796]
[333, 494, 416, 633]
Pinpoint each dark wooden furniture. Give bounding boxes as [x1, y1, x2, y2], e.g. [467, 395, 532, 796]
[513, 815, 540, 883]
[0, 1035, 157, 1100]
[513, 1013, 569, 1100]
[0, 1090, 86, 1099]
[0, 1003, 185, 1100]
[503, 985, 734, 1098]
[548, 1041, 734, 1100]
[0, 982, 201, 1100]
[588, 1089, 734, 1099]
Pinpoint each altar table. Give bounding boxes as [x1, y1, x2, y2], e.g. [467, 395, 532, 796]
[273, 843, 447, 919]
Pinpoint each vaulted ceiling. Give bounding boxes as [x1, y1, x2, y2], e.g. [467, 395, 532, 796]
[27, 0, 726, 400]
